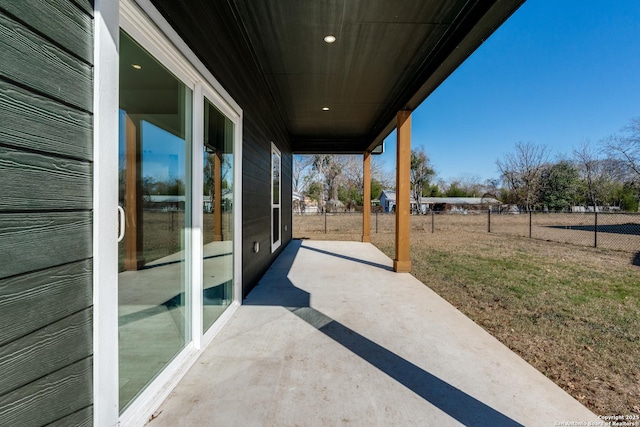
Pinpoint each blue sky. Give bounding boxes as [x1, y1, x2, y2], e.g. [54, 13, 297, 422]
[118, 111, 186, 182]
[380, 0, 640, 183]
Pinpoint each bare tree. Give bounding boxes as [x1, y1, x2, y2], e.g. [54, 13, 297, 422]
[341, 156, 363, 192]
[305, 154, 395, 210]
[604, 118, 640, 209]
[484, 178, 501, 196]
[574, 141, 626, 209]
[573, 141, 603, 209]
[340, 155, 392, 198]
[311, 155, 330, 212]
[292, 155, 313, 194]
[324, 157, 344, 204]
[311, 155, 346, 211]
[410, 148, 435, 214]
[370, 156, 394, 190]
[605, 118, 640, 178]
[496, 141, 549, 211]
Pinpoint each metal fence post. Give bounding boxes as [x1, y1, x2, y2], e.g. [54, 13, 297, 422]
[487, 209, 491, 233]
[594, 211, 598, 248]
[324, 209, 327, 234]
[529, 210, 532, 238]
[375, 211, 378, 234]
[431, 211, 435, 233]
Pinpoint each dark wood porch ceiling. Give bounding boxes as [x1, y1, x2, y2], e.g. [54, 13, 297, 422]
[150, 0, 524, 154]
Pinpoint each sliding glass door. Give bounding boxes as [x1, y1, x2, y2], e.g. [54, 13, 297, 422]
[115, 18, 241, 416]
[118, 30, 192, 411]
[202, 99, 234, 332]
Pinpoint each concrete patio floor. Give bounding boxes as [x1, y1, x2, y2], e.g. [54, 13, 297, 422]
[149, 240, 600, 426]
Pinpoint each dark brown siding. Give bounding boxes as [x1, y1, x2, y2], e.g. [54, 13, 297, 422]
[0, 1, 93, 424]
[151, 0, 293, 297]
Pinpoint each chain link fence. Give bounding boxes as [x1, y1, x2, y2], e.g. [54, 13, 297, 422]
[489, 211, 640, 252]
[293, 210, 640, 253]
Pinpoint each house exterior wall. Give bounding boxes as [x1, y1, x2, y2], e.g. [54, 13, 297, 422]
[150, 0, 293, 297]
[379, 191, 394, 213]
[0, 1, 94, 424]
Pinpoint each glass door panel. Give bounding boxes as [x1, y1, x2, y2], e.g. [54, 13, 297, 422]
[271, 145, 281, 251]
[202, 99, 234, 332]
[118, 30, 192, 411]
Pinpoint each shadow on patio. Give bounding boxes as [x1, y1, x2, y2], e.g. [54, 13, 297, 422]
[150, 240, 598, 426]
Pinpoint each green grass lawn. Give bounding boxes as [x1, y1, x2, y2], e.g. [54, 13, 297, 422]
[374, 231, 639, 416]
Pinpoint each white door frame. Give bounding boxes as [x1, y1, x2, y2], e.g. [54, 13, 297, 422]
[93, 0, 243, 425]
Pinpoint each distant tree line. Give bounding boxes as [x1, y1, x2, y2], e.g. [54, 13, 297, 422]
[496, 118, 640, 212]
[294, 154, 393, 210]
[294, 149, 495, 212]
[294, 117, 640, 213]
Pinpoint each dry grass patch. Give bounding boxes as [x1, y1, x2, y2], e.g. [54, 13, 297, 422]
[294, 216, 640, 416]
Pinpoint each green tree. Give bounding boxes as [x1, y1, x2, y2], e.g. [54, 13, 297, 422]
[371, 178, 383, 201]
[338, 183, 362, 206]
[306, 181, 323, 205]
[614, 182, 639, 212]
[537, 161, 580, 211]
[423, 183, 442, 197]
[445, 182, 467, 197]
[500, 187, 518, 205]
[423, 184, 443, 197]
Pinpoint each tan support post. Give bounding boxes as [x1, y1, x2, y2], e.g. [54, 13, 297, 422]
[124, 115, 145, 270]
[362, 150, 371, 242]
[394, 110, 412, 273]
[213, 150, 223, 241]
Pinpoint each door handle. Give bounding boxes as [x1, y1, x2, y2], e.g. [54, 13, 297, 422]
[117, 205, 125, 242]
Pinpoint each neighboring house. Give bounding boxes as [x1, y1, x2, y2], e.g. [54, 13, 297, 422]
[0, 1, 524, 426]
[379, 189, 394, 212]
[292, 191, 304, 214]
[292, 191, 304, 202]
[304, 197, 319, 214]
[146, 194, 185, 210]
[378, 190, 428, 212]
[571, 205, 620, 213]
[423, 197, 501, 213]
[502, 204, 523, 214]
[293, 192, 322, 214]
[379, 192, 501, 214]
[379, 190, 418, 213]
[202, 190, 233, 212]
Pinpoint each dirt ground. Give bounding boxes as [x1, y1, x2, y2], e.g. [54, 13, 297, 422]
[293, 213, 640, 416]
[295, 211, 640, 253]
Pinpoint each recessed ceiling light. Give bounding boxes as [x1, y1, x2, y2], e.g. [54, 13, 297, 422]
[322, 107, 330, 111]
[323, 35, 336, 43]
[132, 64, 142, 70]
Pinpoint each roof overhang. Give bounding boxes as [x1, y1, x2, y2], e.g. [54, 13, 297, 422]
[150, 0, 525, 154]
[365, 0, 526, 153]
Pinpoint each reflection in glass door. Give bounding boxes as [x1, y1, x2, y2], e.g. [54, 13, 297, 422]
[202, 99, 234, 332]
[117, 30, 192, 411]
[271, 144, 281, 251]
